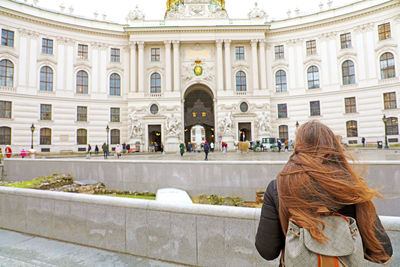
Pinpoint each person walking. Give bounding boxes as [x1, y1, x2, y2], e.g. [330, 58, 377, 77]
[115, 144, 122, 158]
[20, 148, 27, 158]
[362, 137, 366, 147]
[203, 141, 210, 161]
[179, 143, 185, 157]
[255, 120, 392, 265]
[210, 142, 214, 152]
[87, 144, 92, 158]
[95, 145, 99, 155]
[102, 142, 108, 159]
[284, 139, 289, 152]
[277, 139, 282, 152]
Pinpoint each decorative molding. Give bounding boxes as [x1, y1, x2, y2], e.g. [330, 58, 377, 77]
[303, 55, 321, 66]
[165, 0, 228, 20]
[37, 55, 57, 65]
[336, 49, 357, 60]
[374, 41, 398, 53]
[354, 22, 374, 33]
[0, 47, 19, 60]
[74, 60, 92, 70]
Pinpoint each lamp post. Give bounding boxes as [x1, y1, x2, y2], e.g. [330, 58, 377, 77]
[106, 125, 110, 151]
[382, 115, 389, 149]
[30, 123, 35, 149]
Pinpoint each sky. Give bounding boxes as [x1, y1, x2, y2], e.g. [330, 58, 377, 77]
[29, 0, 358, 23]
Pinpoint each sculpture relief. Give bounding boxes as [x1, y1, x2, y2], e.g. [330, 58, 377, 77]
[257, 112, 270, 135]
[128, 110, 143, 138]
[218, 112, 234, 136]
[165, 0, 227, 19]
[166, 114, 181, 138]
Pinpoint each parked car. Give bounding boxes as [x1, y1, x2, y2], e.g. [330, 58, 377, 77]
[261, 138, 278, 152]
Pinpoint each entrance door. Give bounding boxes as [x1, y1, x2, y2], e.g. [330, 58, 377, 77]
[148, 125, 161, 152]
[238, 122, 251, 141]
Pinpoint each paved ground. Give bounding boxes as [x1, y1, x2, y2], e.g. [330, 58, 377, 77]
[0, 229, 185, 267]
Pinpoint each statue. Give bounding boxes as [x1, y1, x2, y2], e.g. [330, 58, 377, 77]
[128, 111, 143, 138]
[219, 112, 233, 136]
[257, 112, 270, 134]
[166, 114, 181, 137]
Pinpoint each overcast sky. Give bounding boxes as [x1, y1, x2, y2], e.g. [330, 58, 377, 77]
[32, 0, 358, 23]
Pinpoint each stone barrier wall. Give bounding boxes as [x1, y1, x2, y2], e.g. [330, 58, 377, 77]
[0, 187, 398, 266]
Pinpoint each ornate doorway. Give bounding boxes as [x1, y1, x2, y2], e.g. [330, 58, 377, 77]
[238, 122, 251, 141]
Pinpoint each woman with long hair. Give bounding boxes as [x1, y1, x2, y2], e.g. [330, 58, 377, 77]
[255, 120, 392, 265]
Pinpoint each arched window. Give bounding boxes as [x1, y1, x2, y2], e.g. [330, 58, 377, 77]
[386, 117, 399, 135]
[40, 66, 53, 91]
[40, 128, 51, 145]
[275, 70, 287, 92]
[380, 52, 396, 79]
[279, 125, 288, 140]
[110, 73, 121, 96]
[77, 129, 87, 145]
[342, 60, 355, 85]
[111, 129, 120, 144]
[150, 73, 161, 93]
[0, 126, 11, 145]
[307, 65, 320, 89]
[0, 59, 14, 87]
[76, 70, 88, 94]
[236, 71, 246, 91]
[346, 120, 358, 137]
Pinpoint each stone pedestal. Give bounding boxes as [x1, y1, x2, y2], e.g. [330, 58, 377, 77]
[165, 136, 179, 153]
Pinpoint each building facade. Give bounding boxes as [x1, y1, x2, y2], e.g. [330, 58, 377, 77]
[0, 0, 399, 152]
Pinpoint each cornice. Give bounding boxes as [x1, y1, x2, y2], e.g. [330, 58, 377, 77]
[125, 25, 269, 35]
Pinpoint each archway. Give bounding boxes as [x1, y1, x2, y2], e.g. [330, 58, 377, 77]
[184, 84, 214, 150]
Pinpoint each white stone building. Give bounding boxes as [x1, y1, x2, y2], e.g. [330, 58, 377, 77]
[0, 0, 399, 153]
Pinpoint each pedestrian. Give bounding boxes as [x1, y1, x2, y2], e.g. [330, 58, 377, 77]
[126, 144, 131, 153]
[87, 144, 91, 158]
[160, 143, 164, 154]
[203, 141, 210, 160]
[362, 137, 366, 147]
[122, 142, 126, 153]
[277, 139, 282, 152]
[210, 142, 214, 152]
[95, 145, 99, 154]
[115, 144, 122, 158]
[284, 139, 289, 152]
[20, 148, 27, 158]
[102, 142, 108, 159]
[255, 120, 392, 265]
[0, 147, 3, 163]
[179, 143, 185, 156]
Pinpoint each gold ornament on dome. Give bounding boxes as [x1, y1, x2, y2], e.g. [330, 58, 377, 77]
[166, 0, 225, 11]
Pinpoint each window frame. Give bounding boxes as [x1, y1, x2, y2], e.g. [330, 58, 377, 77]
[340, 33, 352, 49]
[344, 97, 356, 114]
[346, 120, 358, 137]
[307, 65, 320, 89]
[111, 129, 120, 145]
[277, 103, 288, 119]
[76, 70, 89, 94]
[279, 125, 288, 140]
[77, 128, 87, 145]
[383, 92, 397, 110]
[342, 60, 355, 85]
[77, 44, 88, 60]
[0, 59, 14, 87]
[110, 107, 120, 122]
[306, 40, 317, 56]
[1, 29, 14, 47]
[77, 106, 88, 122]
[41, 38, 53, 55]
[310, 100, 321, 116]
[235, 46, 245, 60]
[151, 48, 160, 62]
[150, 73, 161, 93]
[110, 73, 121, 96]
[275, 70, 287, 92]
[380, 52, 396, 79]
[40, 128, 52, 145]
[386, 117, 399, 135]
[0, 100, 11, 119]
[110, 48, 120, 63]
[235, 71, 247, 92]
[378, 23, 391, 41]
[274, 45, 284, 60]
[40, 104, 52, 120]
[0, 126, 11, 145]
[40, 66, 53, 91]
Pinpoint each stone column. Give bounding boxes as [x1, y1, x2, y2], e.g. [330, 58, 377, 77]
[251, 39, 259, 91]
[259, 40, 267, 90]
[137, 41, 144, 93]
[129, 41, 137, 93]
[216, 39, 224, 91]
[173, 40, 180, 92]
[164, 40, 172, 92]
[224, 40, 232, 91]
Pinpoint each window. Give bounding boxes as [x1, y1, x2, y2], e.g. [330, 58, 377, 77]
[0, 126, 11, 145]
[40, 66, 53, 91]
[380, 52, 396, 79]
[279, 125, 288, 140]
[236, 71, 246, 91]
[306, 40, 316, 56]
[275, 70, 287, 92]
[0, 59, 14, 87]
[150, 73, 161, 93]
[0, 100, 11, 118]
[78, 44, 88, 60]
[340, 33, 351, 49]
[42, 38, 53, 55]
[77, 106, 87, 121]
[342, 60, 355, 85]
[386, 117, 399, 135]
[110, 107, 120, 122]
[77, 129, 87, 145]
[40, 128, 51, 145]
[307, 66, 320, 89]
[111, 129, 120, 144]
[240, 102, 248, 112]
[275, 45, 284, 60]
[383, 92, 397, 109]
[110, 48, 120, 62]
[76, 70, 88, 94]
[150, 104, 159, 115]
[344, 97, 356, 113]
[310, 101, 321, 116]
[1, 29, 14, 47]
[235, 46, 245, 60]
[378, 23, 391, 41]
[110, 73, 121, 96]
[40, 104, 52, 120]
[277, 104, 287, 118]
[151, 48, 160, 62]
[346, 121, 358, 137]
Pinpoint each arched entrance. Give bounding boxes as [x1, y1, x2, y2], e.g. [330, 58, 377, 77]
[184, 84, 214, 150]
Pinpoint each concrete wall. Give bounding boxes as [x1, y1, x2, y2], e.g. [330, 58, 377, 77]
[0, 187, 398, 267]
[3, 159, 400, 216]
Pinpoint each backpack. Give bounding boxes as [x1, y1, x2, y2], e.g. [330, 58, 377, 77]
[283, 215, 364, 267]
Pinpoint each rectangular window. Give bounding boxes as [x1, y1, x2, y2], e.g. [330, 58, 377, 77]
[1, 29, 14, 47]
[340, 33, 351, 49]
[306, 40, 317, 56]
[0, 100, 12, 118]
[110, 107, 120, 122]
[111, 48, 120, 62]
[42, 38, 53, 55]
[274, 45, 284, 60]
[78, 44, 88, 60]
[344, 97, 356, 113]
[383, 92, 397, 109]
[378, 23, 391, 41]
[235, 46, 245, 60]
[277, 104, 288, 118]
[40, 104, 52, 120]
[151, 48, 160, 62]
[310, 101, 320, 116]
[77, 106, 87, 121]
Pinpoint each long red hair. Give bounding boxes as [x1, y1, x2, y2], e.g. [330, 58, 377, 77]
[277, 120, 390, 263]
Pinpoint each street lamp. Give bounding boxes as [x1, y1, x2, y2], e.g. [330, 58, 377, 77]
[106, 125, 110, 150]
[382, 115, 389, 149]
[30, 123, 35, 149]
